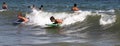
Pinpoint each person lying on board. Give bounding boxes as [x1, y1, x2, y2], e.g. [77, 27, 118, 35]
[50, 16, 63, 24]
[17, 12, 29, 23]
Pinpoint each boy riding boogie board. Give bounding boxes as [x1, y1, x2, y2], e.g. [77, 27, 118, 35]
[46, 16, 63, 27]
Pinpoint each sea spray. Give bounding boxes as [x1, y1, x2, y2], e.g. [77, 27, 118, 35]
[26, 9, 91, 26]
[99, 14, 116, 25]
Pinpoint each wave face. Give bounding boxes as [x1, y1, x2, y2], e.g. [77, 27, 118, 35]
[26, 10, 91, 26]
[26, 9, 116, 27]
[0, 0, 120, 46]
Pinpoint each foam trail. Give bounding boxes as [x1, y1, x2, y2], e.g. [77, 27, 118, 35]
[26, 9, 116, 26]
[96, 9, 115, 13]
[26, 9, 91, 27]
[99, 14, 116, 25]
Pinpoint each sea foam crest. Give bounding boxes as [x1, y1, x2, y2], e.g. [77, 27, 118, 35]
[26, 9, 91, 26]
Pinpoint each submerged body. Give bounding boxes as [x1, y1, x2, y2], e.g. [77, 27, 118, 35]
[13, 12, 29, 25]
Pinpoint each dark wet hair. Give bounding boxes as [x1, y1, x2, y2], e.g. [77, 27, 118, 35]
[32, 5, 35, 7]
[50, 16, 55, 20]
[40, 5, 43, 7]
[17, 12, 23, 17]
[39, 5, 43, 10]
[74, 3, 77, 7]
[28, 6, 30, 8]
[3, 2, 6, 4]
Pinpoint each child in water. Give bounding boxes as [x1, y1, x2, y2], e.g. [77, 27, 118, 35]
[17, 12, 29, 23]
[72, 3, 79, 11]
[39, 5, 43, 10]
[50, 16, 63, 24]
[2, 2, 8, 10]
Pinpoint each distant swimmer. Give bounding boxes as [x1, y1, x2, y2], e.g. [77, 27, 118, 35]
[31, 5, 36, 9]
[27, 5, 36, 13]
[2, 2, 8, 10]
[39, 5, 43, 11]
[28, 5, 38, 14]
[72, 3, 79, 12]
[17, 12, 29, 23]
[28, 5, 36, 10]
[50, 16, 63, 24]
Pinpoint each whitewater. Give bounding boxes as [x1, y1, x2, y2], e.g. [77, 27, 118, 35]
[26, 9, 116, 27]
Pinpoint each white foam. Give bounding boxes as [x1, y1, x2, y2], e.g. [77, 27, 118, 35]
[26, 9, 91, 26]
[99, 14, 116, 25]
[92, 9, 116, 25]
[0, 9, 7, 12]
[26, 9, 116, 26]
[95, 9, 115, 14]
[62, 11, 91, 25]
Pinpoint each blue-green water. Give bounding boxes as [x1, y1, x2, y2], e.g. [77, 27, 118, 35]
[0, 0, 120, 12]
[0, 0, 120, 46]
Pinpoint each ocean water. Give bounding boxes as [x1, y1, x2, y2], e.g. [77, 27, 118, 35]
[0, 0, 120, 46]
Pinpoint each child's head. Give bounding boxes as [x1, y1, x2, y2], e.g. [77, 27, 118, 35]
[74, 3, 77, 7]
[50, 16, 55, 22]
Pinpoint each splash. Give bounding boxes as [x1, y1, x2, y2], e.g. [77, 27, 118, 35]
[95, 9, 116, 25]
[25, 9, 116, 27]
[62, 11, 91, 25]
[26, 9, 91, 27]
[99, 14, 116, 25]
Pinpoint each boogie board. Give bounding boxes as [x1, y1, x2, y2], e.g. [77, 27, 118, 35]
[13, 19, 24, 25]
[45, 24, 60, 27]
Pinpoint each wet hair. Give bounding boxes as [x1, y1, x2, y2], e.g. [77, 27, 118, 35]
[74, 3, 77, 7]
[3, 2, 6, 4]
[40, 5, 43, 7]
[28, 6, 30, 8]
[18, 12, 22, 16]
[50, 16, 55, 21]
[32, 5, 35, 8]
[39, 5, 43, 10]
[39, 7, 42, 10]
